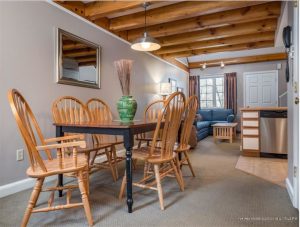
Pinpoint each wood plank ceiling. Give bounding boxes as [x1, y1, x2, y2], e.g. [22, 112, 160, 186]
[56, 1, 283, 72]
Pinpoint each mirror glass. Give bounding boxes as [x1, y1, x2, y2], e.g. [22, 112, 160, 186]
[57, 28, 100, 89]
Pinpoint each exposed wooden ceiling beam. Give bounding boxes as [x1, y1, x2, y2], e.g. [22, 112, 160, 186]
[127, 1, 281, 41]
[109, 1, 268, 31]
[161, 41, 274, 58]
[188, 53, 287, 69]
[85, 1, 156, 20]
[55, 1, 85, 16]
[163, 57, 189, 73]
[55, 1, 281, 74]
[155, 32, 275, 55]
[158, 18, 277, 47]
[94, 17, 110, 30]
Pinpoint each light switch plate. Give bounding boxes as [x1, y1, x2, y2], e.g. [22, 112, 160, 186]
[16, 149, 24, 161]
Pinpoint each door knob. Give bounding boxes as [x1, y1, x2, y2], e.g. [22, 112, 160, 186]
[295, 97, 299, 104]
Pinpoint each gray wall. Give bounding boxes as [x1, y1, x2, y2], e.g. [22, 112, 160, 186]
[0, 2, 188, 185]
[190, 60, 287, 129]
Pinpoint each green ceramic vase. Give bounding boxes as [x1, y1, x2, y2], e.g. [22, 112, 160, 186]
[117, 96, 137, 123]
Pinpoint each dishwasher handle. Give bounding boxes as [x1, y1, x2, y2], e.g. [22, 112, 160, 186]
[260, 110, 287, 118]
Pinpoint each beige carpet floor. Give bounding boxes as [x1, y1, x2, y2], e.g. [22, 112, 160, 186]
[0, 137, 298, 227]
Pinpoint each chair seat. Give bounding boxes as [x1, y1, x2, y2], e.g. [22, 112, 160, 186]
[132, 147, 154, 160]
[133, 147, 175, 164]
[27, 154, 88, 178]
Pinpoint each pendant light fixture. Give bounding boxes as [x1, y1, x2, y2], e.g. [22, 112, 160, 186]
[131, 2, 161, 51]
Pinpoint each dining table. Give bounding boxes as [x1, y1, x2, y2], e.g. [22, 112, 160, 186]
[54, 120, 158, 213]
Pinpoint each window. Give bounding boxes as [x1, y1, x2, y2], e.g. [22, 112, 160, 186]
[199, 75, 224, 108]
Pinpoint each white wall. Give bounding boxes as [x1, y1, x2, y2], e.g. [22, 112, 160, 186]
[0, 1, 188, 186]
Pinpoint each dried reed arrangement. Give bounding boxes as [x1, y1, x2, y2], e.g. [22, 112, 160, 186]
[114, 59, 133, 96]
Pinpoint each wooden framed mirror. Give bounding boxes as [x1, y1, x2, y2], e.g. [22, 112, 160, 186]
[56, 28, 101, 89]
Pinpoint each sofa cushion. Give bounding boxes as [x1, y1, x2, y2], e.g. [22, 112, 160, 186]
[198, 127, 209, 134]
[196, 130, 209, 141]
[212, 109, 233, 121]
[197, 109, 212, 121]
[196, 121, 210, 130]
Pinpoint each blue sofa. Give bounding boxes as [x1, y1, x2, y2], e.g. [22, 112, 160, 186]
[195, 109, 235, 141]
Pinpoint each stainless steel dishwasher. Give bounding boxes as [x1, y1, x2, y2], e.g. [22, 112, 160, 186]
[260, 110, 288, 156]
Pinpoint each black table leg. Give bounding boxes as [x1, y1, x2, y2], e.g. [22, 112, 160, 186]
[56, 126, 64, 197]
[123, 130, 134, 213]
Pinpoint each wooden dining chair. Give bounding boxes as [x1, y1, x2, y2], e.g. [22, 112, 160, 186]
[52, 96, 91, 172]
[52, 97, 116, 181]
[174, 95, 199, 186]
[136, 99, 165, 148]
[8, 89, 93, 227]
[86, 98, 124, 181]
[119, 92, 186, 210]
[52, 96, 90, 125]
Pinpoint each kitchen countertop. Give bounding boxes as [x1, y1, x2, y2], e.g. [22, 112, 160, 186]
[240, 107, 288, 111]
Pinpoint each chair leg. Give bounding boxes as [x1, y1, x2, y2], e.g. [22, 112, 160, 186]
[119, 172, 126, 200]
[171, 161, 184, 191]
[21, 178, 44, 227]
[105, 149, 117, 182]
[90, 150, 98, 167]
[184, 151, 196, 177]
[175, 154, 184, 187]
[111, 146, 119, 180]
[154, 164, 164, 210]
[85, 153, 90, 196]
[78, 171, 93, 227]
[143, 161, 149, 178]
[83, 167, 90, 196]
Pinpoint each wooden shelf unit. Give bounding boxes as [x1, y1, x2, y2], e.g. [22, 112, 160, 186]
[241, 110, 260, 157]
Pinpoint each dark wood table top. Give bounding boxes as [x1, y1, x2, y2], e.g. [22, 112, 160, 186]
[54, 120, 158, 129]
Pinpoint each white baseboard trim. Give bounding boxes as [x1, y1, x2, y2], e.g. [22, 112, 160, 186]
[0, 144, 143, 199]
[0, 176, 56, 199]
[285, 178, 294, 206]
